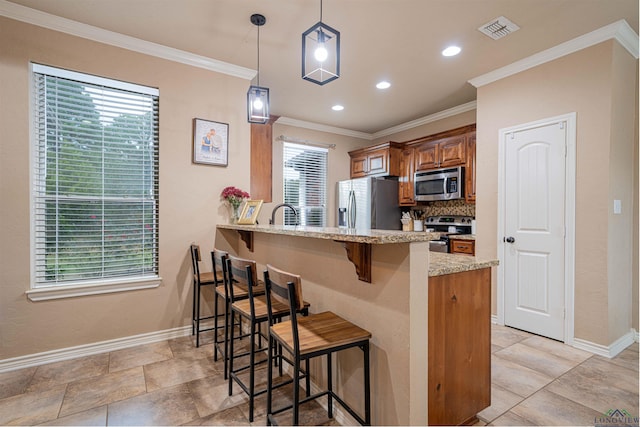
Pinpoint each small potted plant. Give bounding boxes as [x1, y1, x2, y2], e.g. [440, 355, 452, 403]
[220, 186, 250, 223]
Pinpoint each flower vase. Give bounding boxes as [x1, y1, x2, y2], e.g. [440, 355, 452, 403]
[230, 204, 240, 224]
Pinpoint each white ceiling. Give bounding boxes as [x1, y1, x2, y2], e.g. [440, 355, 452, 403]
[5, 0, 639, 134]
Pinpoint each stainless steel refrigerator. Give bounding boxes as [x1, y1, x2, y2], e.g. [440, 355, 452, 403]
[336, 177, 401, 230]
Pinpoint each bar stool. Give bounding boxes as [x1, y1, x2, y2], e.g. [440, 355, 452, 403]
[263, 264, 372, 426]
[226, 255, 310, 422]
[211, 248, 265, 379]
[189, 244, 221, 348]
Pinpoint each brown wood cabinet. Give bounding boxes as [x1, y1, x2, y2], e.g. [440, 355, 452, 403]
[348, 142, 402, 178]
[428, 267, 491, 425]
[415, 134, 466, 171]
[398, 147, 415, 205]
[465, 132, 476, 203]
[449, 238, 475, 255]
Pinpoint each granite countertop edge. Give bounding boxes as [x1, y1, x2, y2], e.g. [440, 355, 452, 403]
[217, 223, 439, 244]
[429, 252, 499, 277]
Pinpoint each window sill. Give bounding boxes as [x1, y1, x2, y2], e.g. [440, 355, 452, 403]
[26, 276, 162, 301]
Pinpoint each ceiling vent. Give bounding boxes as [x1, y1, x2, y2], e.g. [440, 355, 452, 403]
[478, 16, 520, 40]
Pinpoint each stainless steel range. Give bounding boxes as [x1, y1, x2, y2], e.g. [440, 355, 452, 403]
[425, 215, 474, 252]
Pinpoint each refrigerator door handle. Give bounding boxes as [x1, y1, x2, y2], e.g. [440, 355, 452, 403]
[348, 190, 356, 228]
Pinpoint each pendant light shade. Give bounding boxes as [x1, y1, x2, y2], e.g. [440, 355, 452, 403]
[302, 1, 340, 85]
[247, 85, 269, 123]
[248, 14, 269, 124]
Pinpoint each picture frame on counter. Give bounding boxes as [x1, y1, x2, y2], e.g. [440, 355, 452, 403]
[192, 118, 229, 166]
[238, 200, 263, 225]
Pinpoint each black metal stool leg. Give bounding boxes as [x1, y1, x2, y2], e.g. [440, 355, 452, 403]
[364, 341, 371, 426]
[213, 291, 219, 360]
[293, 356, 301, 426]
[223, 298, 230, 379]
[228, 310, 235, 396]
[195, 283, 201, 347]
[305, 359, 311, 397]
[266, 336, 274, 426]
[249, 319, 256, 422]
[327, 353, 333, 419]
[191, 281, 196, 336]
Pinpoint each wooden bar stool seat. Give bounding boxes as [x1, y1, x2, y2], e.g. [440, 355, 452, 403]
[264, 264, 372, 426]
[226, 255, 310, 422]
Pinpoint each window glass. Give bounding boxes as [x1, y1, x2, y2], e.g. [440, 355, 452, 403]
[32, 64, 159, 287]
[282, 142, 328, 227]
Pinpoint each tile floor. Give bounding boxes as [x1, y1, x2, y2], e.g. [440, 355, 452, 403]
[0, 325, 637, 426]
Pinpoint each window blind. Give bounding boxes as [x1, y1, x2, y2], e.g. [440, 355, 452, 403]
[283, 142, 328, 226]
[32, 64, 159, 287]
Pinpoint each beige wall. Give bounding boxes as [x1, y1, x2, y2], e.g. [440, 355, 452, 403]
[0, 16, 376, 361]
[607, 42, 638, 341]
[0, 16, 251, 359]
[476, 40, 638, 346]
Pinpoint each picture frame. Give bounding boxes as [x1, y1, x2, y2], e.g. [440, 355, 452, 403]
[192, 118, 229, 166]
[238, 200, 263, 225]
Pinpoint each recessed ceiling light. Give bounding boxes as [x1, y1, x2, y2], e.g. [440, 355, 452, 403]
[442, 46, 461, 57]
[332, 105, 344, 111]
[376, 81, 391, 89]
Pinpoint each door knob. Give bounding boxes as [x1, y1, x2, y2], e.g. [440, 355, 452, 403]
[504, 236, 515, 243]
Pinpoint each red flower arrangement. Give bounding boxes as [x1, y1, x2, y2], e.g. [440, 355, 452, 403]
[220, 186, 250, 209]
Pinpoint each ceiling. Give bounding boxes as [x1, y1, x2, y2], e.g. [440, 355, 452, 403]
[6, 0, 638, 134]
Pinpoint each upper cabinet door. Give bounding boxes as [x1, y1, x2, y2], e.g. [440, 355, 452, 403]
[438, 135, 466, 167]
[350, 154, 368, 178]
[465, 132, 476, 203]
[414, 141, 439, 170]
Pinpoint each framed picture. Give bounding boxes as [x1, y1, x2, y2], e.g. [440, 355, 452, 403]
[192, 118, 229, 166]
[238, 200, 263, 225]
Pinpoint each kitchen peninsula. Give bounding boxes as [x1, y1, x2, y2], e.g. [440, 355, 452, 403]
[215, 224, 498, 426]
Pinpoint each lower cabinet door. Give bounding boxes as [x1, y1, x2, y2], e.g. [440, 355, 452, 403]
[428, 268, 491, 425]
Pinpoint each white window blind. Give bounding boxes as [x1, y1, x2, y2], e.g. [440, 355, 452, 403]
[283, 142, 328, 226]
[32, 64, 159, 288]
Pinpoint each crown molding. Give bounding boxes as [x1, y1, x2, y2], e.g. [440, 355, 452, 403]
[469, 19, 639, 88]
[276, 117, 373, 140]
[372, 101, 477, 139]
[0, 0, 255, 80]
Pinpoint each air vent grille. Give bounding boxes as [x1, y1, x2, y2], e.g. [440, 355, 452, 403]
[478, 16, 520, 40]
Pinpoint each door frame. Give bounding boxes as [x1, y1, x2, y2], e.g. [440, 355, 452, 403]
[497, 112, 577, 345]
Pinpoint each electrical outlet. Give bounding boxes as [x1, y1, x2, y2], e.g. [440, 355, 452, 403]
[613, 200, 622, 214]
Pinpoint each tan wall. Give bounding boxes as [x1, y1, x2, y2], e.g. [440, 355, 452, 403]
[0, 16, 251, 359]
[0, 16, 377, 361]
[633, 69, 639, 332]
[607, 42, 638, 341]
[476, 40, 638, 346]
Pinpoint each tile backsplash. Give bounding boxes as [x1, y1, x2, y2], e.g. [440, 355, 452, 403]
[412, 200, 476, 218]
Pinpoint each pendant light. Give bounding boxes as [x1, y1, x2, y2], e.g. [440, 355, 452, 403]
[302, 0, 340, 85]
[247, 13, 269, 124]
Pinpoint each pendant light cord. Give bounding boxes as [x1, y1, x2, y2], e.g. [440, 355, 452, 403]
[319, 0, 323, 22]
[256, 24, 260, 86]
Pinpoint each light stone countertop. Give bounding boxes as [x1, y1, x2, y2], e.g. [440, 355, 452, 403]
[217, 223, 440, 244]
[448, 234, 476, 241]
[429, 252, 498, 277]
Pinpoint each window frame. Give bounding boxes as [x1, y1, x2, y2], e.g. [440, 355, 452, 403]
[28, 63, 161, 301]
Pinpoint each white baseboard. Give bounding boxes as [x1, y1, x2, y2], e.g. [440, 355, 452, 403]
[0, 325, 191, 373]
[572, 329, 636, 358]
[491, 315, 499, 325]
[634, 328, 639, 342]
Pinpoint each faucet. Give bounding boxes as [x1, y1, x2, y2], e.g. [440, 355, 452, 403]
[269, 203, 299, 225]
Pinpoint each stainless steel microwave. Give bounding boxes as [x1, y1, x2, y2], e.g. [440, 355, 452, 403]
[414, 166, 464, 201]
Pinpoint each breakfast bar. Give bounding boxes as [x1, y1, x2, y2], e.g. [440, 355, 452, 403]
[215, 224, 498, 426]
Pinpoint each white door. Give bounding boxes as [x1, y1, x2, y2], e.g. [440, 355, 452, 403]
[502, 121, 567, 341]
